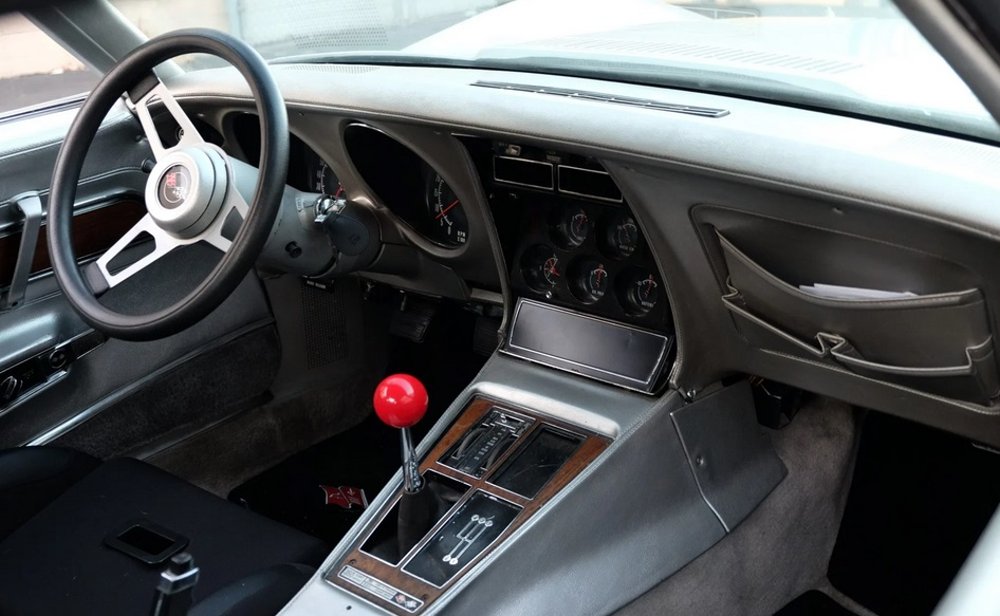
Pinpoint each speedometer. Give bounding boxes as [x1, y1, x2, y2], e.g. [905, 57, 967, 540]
[313, 160, 343, 197]
[426, 173, 468, 247]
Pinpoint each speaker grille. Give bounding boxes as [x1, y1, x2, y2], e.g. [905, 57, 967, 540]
[302, 283, 349, 369]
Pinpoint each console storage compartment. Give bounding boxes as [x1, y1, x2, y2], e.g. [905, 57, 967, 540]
[716, 233, 999, 404]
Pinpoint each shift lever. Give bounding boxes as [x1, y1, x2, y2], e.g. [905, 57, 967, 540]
[373, 374, 429, 494]
[374, 374, 444, 557]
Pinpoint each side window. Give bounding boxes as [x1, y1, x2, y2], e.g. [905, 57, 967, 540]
[0, 12, 100, 116]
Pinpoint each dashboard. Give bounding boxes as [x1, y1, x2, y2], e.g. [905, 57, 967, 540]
[196, 60, 1000, 449]
[231, 113, 672, 336]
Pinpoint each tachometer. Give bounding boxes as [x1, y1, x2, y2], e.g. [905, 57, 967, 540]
[426, 173, 468, 247]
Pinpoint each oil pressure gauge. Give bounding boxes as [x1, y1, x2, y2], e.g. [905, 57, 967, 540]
[569, 257, 609, 304]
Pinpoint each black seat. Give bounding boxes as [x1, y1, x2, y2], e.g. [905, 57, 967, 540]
[0, 447, 328, 615]
[0, 446, 101, 541]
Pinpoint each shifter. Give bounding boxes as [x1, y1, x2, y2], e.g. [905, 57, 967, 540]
[373, 373, 428, 494]
[373, 374, 452, 557]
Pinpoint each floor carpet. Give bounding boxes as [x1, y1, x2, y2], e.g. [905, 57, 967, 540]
[775, 590, 858, 616]
[227, 301, 489, 544]
[616, 396, 861, 616]
[828, 412, 1000, 616]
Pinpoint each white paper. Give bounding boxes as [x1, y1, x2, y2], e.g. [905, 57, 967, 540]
[797, 282, 917, 301]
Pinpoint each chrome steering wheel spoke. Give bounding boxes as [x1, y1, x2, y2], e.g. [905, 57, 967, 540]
[131, 80, 205, 160]
[91, 157, 252, 291]
[201, 180, 249, 253]
[93, 214, 184, 290]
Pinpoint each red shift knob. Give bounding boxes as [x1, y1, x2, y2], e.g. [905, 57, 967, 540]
[373, 374, 428, 429]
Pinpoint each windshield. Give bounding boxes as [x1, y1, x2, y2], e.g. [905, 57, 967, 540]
[109, 0, 998, 140]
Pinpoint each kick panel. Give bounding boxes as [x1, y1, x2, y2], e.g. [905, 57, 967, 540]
[326, 397, 610, 614]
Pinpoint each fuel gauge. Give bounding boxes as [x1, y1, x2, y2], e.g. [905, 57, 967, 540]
[551, 205, 592, 249]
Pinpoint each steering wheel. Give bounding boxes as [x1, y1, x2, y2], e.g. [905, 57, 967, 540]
[47, 29, 288, 341]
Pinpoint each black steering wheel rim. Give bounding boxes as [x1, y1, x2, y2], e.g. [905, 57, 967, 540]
[48, 29, 288, 341]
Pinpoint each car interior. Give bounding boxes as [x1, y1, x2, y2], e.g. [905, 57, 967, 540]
[0, 0, 999, 614]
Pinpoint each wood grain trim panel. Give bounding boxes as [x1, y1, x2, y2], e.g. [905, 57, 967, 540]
[328, 396, 610, 614]
[0, 198, 146, 288]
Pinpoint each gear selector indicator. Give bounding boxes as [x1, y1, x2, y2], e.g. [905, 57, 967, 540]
[440, 408, 533, 478]
[402, 491, 520, 587]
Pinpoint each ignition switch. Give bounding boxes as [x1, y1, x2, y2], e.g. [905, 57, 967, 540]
[313, 195, 380, 273]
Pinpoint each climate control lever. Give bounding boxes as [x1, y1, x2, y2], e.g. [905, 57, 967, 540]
[373, 374, 429, 494]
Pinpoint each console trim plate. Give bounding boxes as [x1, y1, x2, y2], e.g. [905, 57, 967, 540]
[324, 396, 610, 614]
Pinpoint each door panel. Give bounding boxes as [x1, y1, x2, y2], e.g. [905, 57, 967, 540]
[0, 198, 145, 288]
[0, 102, 278, 456]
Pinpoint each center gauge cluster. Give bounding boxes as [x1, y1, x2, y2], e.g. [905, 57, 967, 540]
[465, 139, 672, 330]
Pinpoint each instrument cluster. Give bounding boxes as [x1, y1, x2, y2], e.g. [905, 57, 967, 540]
[513, 201, 666, 325]
[304, 150, 469, 248]
[466, 139, 671, 330]
[234, 113, 473, 250]
[308, 125, 471, 249]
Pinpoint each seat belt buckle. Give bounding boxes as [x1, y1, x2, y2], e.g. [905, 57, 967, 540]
[152, 552, 200, 616]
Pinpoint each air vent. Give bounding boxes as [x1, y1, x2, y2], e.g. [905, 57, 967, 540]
[472, 81, 729, 118]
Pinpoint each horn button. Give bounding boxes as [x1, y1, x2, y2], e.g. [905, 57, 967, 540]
[145, 147, 229, 238]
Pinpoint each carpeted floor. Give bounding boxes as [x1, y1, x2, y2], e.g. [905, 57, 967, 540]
[221, 299, 489, 540]
[143, 278, 386, 496]
[616, 396, 862, 616]
[145, 377, 375, 497]
[774, 590, 857, 616]
[827, 412, 1000, 616]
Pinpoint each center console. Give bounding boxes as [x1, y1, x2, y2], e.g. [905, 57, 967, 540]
[327, 394, 609, 614]
[281, 353, 785, 616]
